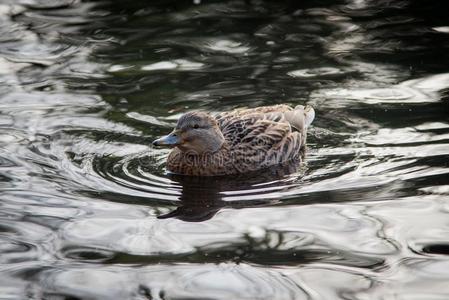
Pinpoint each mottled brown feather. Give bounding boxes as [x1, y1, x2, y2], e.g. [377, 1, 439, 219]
[166, 104, 314, 176]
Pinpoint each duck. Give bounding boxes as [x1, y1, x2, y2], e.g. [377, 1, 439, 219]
[153, 104, 315, 176]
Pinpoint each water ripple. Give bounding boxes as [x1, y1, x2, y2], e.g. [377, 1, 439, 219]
[1, 0, 449, 299]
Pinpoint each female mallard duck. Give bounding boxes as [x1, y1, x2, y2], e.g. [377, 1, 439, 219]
[153, 104, 315, 176]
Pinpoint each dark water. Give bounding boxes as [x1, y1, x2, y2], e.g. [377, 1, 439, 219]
[1, 0, 449, 299]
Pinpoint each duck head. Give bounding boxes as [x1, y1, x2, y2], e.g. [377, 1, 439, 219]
[153, 111, 225, 154]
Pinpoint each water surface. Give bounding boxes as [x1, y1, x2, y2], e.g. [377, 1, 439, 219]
[1, 0, 449, 299]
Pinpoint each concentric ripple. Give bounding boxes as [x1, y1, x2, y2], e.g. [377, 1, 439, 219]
[88, 149, 311, 210]
[1, 0, 449, 299]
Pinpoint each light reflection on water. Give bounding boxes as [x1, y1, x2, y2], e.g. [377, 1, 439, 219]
[0, 0, 449, 299]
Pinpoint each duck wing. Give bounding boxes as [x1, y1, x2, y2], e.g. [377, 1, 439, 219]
[218, 114, 303, 172]
[216, 104, 314, 147]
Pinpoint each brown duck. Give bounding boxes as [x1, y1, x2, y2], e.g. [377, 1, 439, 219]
[153, 104, 315, 176]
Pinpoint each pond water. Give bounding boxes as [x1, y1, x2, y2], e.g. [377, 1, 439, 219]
[1, 0, 449, 299]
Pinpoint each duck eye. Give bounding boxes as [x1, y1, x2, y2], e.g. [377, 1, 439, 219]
[193, 124, 199, 129]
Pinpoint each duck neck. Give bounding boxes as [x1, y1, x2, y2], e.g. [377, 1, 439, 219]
[199, 133, 225, 154]
[179, 129, 226, 155]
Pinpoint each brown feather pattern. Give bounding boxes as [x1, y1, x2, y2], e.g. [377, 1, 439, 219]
[166, 104, 314, 176]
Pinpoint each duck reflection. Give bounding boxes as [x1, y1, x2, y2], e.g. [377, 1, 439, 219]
[157, 159, 303, 222]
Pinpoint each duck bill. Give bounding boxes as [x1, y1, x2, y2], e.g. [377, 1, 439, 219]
[152, 132, 180, 148]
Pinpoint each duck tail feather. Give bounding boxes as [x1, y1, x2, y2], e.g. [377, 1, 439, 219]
[302, 105, 315, 127]
[284, 105, 315, 131]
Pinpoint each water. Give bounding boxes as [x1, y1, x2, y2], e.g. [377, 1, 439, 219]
[1, 0, 449, 299]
